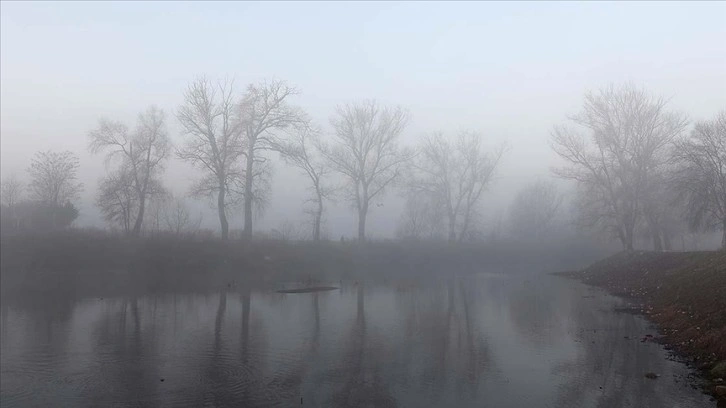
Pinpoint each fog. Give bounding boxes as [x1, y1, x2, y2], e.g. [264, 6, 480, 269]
[3, 3, 726, 407]
[3, 1, 724, 239]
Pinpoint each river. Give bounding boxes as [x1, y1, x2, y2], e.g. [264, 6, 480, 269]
[0, 273, 714, 407]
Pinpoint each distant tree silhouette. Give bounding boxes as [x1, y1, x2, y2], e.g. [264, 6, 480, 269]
[325, 100, 413, 241]
[177, 77, 243, 240]
[509, 180, 563, 242]
[89, 106, 170, 236]
[27, 150, 83, 228]
[672, 110, 726, 248]
[551, 83, 687, 251]
[409, 131, 506, 242]
[238, 79, 306, 238]
[278, 124, 335, 240]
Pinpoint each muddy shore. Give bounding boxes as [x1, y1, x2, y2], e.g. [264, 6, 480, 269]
[558, 251, 726, 404]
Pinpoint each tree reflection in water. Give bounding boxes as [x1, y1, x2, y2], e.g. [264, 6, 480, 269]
[457, 281, 490, 397]
[0, 276, 711, 408]
[553, 288, 678, 408]
[87, 297, 160, 407]
[328, 284, 397, 407]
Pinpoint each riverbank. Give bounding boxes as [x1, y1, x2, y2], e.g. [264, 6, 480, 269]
[0, 229, 609, 300]
[558, 251, 726, 404]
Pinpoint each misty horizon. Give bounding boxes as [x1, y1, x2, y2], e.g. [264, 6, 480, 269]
[2, 1, 725, 240]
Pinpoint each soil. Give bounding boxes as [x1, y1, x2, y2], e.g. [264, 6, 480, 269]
[558, 250, 726, 404]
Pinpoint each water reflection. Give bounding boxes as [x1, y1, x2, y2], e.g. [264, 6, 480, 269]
[552, 287, 692, 408]
[0, 275, 714, 407]
[329, 284, 396, 407]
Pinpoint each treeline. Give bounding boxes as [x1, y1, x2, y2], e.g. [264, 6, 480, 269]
[551, 85, 726, 251]
[1, 151, 82, 232]
[1, 81, 724, 250]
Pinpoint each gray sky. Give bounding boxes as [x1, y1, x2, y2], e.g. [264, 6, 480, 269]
[2, 1, 725, 238]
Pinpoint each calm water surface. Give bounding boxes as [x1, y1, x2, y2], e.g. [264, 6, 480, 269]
[0, 273, 714, 407]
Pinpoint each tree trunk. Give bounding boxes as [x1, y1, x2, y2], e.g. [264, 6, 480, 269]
[662, 227, 672, 251]
[240, 288, 251, 362]
[218, 186, 229, 240]
[358, 203, 367, 241]
[124, 200, 131, 234]
[313, 198, 323, 241]
[645, 214, 663, 251]
[624, 224, 634, 252]
[617, 228, 627, 251]
[124, 209, 129, 234]
[626, 237, 634, 252]
[457, 213, 470, 244]
[448, 212, 456, 242]
[132, 194, 146, 237]
[356, 284, 365, 324]
[243, 147, 254, 239]
[651, 230, 663, 251]
[215, 290, 226, 339]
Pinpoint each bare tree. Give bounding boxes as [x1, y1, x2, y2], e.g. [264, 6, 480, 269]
[639, 169, 685, 250]
[141, 193, 200, 236]
[238, 79, 305, 238]
[271, 219, 299, 241]
[97, 166, 166, 234]
[164, 198, 190, 235]
[410, 131, 505, 242]
[550, 84, 687, 251]
[89, 106, 170, 236]
[671, 110, 726, 248]
[1, 174, 24, 231]
[1, 174, 24, 210]
[163, 196, 203, 235]
[278, 125, 335, 240]
[144, 193, 172, 234]
[96, 168, 137, 234]
[326, 100, 412, 240]
[27, 150, 83, 227]
[177, 77, 243, 240]
[508, 180, 563, 242]
[396, 189, 445, 240]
